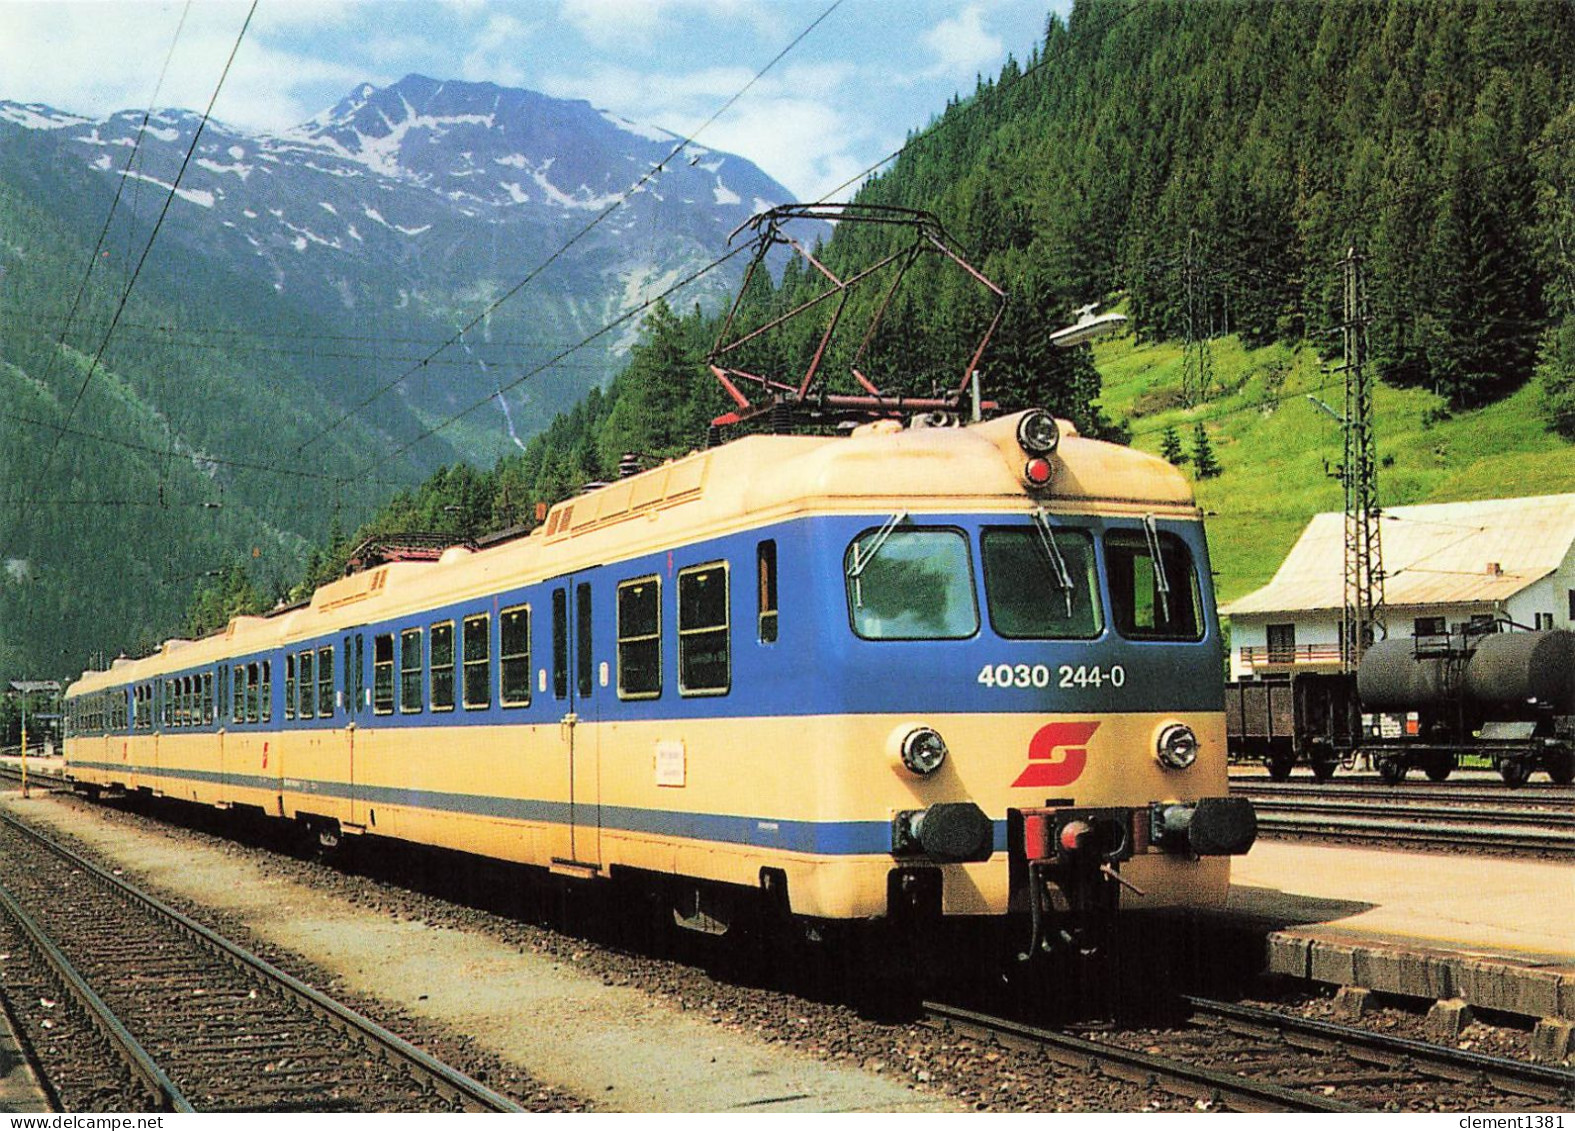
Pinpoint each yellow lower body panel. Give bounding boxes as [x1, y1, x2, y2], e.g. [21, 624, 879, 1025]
[64, 706, 1239, 922]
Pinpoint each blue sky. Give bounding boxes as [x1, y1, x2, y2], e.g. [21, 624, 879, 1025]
[0, 0, 1067, 199]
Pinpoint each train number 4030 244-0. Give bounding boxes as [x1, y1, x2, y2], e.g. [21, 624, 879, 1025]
[977, 663, 1127, 690]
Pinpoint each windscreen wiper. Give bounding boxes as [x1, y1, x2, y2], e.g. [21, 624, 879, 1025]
[847, 510, 907, 608]
[1032, 507, 1075, 618]
[1141, 513, 1173, 625]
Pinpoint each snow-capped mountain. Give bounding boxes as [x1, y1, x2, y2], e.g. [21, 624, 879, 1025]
[0, 75, 802, 454]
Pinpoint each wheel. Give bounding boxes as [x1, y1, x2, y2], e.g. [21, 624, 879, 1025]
[1310, 758, 1339, 783]
[1547, 752, 1575, 786]
[1424, 758, 1453, 783]
[1377, 756, 1407, 784]
[1265, 755, 1294, 782]
[1499, 758, 1532, 787]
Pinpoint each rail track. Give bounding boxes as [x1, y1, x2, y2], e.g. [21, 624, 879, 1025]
[1232, 779, 1575, 854]
[923, 997, 1575, 1112]
[0, 808, 525, 1112]
[0, 762, 69, 792]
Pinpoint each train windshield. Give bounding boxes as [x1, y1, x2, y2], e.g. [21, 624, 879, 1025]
[1105, 528, 1204, 641]
[981, 527, 1102, 638]
[845, 527, 979, 639]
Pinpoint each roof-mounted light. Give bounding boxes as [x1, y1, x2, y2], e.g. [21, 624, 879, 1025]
[1016, 410, 1060, 457]
[1024, 458, 1054, 489]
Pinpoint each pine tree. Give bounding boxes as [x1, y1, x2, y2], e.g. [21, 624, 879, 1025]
[1191, 421, 1221, 479]
[1160, 425, 1187, 466]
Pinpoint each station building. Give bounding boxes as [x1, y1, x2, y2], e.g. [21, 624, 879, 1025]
[1221, 493, 1575, 680]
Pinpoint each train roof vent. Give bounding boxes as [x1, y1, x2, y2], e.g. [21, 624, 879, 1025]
[543, 455, 709, 542]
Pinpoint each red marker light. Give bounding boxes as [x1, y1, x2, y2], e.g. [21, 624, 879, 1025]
[1024, 458, 1053, 486]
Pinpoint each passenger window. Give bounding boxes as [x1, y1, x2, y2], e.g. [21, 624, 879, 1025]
[552, 589, 568, 700]
[844, 528, 978, 640]
[757, 541, 778, 644]
[260, 660, 272, 723]
[576, 584, 595, 699]
[617, 578, 661, 699]
[981, 526, 1102, 639]
[463, 614, 491, 709]
[1105, 528, 1204, 641]
[231, 668, 244, 724]
[317, 648, 334, 717]
[203, 672, 214, 724]
[430, 621, 455, 711]
[500, 605, 531, 707]
[246, 662, 260, 723]
[373, 634, 395, 715]
[285, 654, 297, 720]
[678, 563, 730, 695]
[299, 650, 316, 718]
[400, 628, 423, 713]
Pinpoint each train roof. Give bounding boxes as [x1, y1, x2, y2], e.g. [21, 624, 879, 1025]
[67, 412, 1195, 696]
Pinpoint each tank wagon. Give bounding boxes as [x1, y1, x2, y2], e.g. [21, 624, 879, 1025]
[1357, 625, 1575, 785]
[64, 409, 1255, 959]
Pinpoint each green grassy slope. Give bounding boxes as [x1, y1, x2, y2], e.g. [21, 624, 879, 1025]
[1092, 333, 1575, 606]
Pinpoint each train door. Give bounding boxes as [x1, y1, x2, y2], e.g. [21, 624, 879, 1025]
[552, 580, 602, 871]
[344, 632, 361, 827]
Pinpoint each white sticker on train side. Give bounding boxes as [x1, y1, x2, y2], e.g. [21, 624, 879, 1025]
[976, 663, 1126, 689]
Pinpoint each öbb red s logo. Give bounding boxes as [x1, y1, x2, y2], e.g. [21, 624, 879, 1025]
[1011, 722, 1098, 788]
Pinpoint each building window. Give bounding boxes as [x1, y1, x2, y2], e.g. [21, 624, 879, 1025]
[1266, 623, 1296, 663]
[430, 621, 456, 711]
[373, 634, 394, 715]
[500, 606, 531, 707]
[463, 614, 491, 709]
[617, 578, 662, 699]
[1537, 612, 1555, 631]
[679, 562, 730, 695]
[1414, 616, 1446, 637]
[400, 628, 423, 713]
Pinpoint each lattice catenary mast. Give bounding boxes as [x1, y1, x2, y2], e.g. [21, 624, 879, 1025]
[1340, 246, 1385, 667]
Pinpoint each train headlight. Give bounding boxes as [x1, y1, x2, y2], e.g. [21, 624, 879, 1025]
[1016, 410, 1060, 457]
[900, 726, 949, 776]
[1155, 723, 1199, 770]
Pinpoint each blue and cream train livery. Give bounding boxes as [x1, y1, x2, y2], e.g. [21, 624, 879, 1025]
[64, 410, 1255, 953]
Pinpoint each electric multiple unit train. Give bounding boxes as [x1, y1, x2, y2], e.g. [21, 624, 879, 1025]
[64, 409, 1255, 954]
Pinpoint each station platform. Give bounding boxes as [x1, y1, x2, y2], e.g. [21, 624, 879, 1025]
[1228, 841, 1575, 1030]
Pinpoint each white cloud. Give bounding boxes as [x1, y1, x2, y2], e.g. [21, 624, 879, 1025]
[920, 4, 1002, 78]
[557, 0, 783, 50]
[539, 56, 878, 200]
[0, 1, 364, 131]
